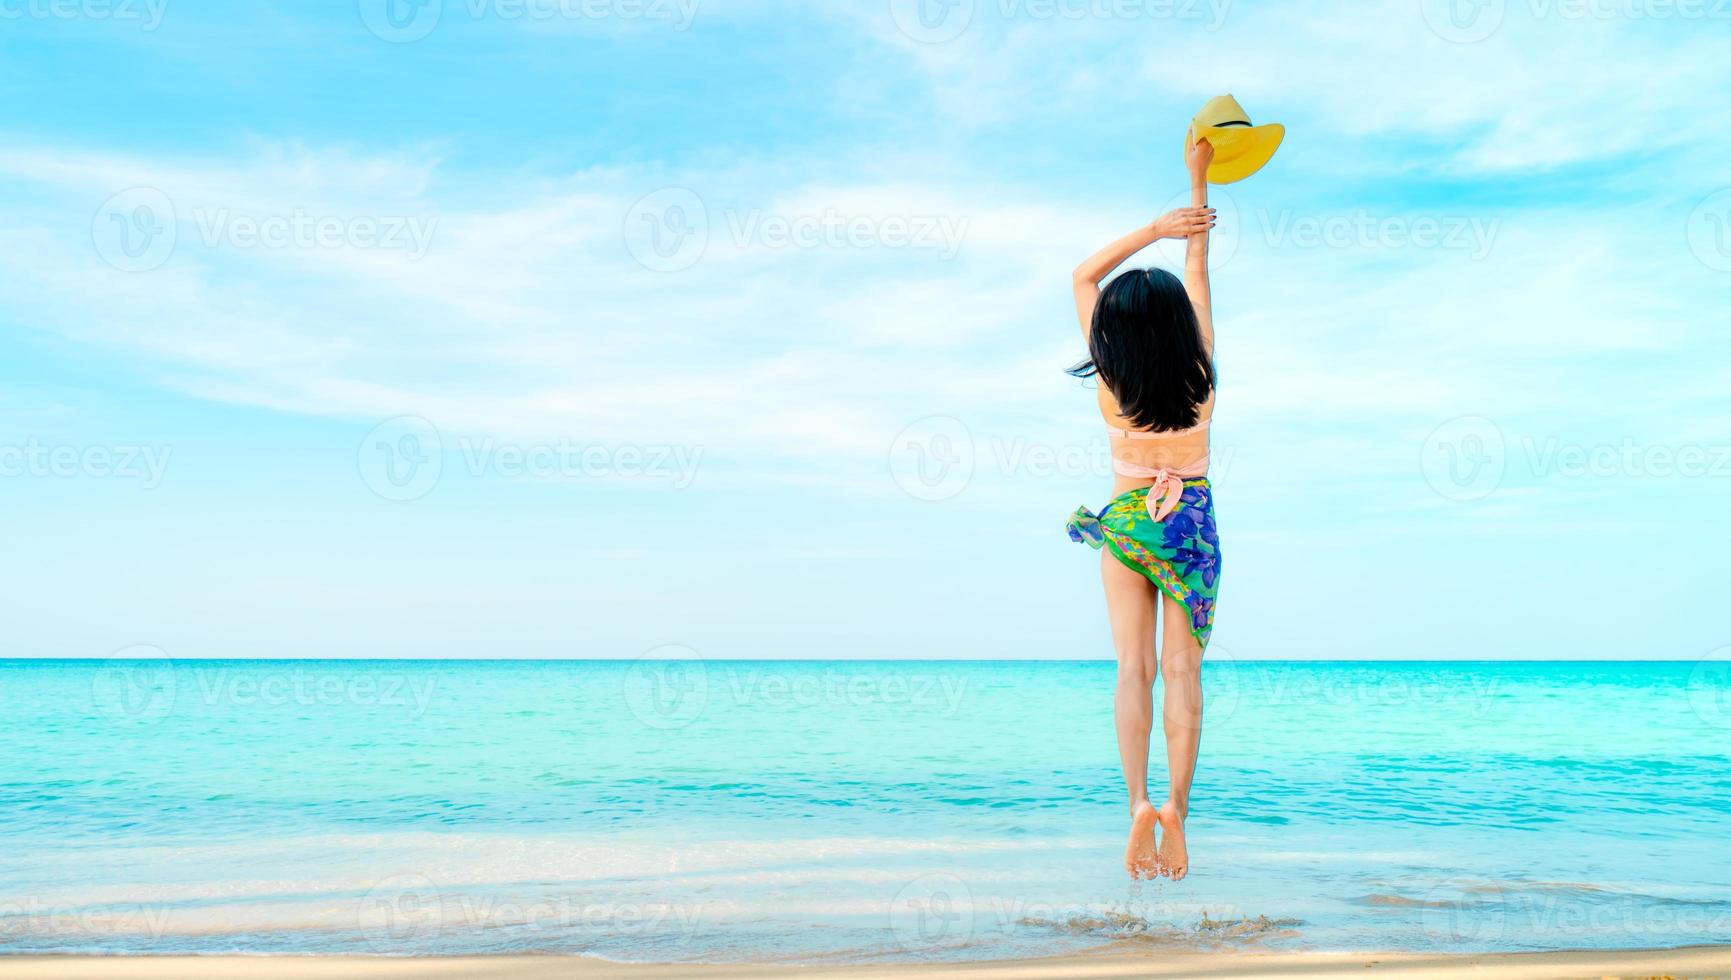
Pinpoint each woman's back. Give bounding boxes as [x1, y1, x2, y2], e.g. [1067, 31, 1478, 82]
[1098, 384, 1213, 493]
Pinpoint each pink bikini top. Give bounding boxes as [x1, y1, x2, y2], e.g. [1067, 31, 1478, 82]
[1108, 416, 1211, 521]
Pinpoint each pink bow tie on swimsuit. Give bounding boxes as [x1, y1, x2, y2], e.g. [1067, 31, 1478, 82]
[1111, 457, 1192, 522]
[1143, 468, 1186, 522]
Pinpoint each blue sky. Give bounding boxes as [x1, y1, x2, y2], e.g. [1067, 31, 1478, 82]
[2, 0, 1729, 660]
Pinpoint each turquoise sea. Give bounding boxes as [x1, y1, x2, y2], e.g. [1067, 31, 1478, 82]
[2, 659, 1728, 962]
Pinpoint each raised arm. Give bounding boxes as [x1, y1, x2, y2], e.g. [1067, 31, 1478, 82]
[1183, 137, 1215, 352]
[1072, 204, 1215, 338]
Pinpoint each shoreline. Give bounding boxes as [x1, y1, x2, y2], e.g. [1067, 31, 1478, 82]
[4, 946, 1731, 979]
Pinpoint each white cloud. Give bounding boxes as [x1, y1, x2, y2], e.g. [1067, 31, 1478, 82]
[828, 0, 1731, 176]
[1, 98, 1725, 523]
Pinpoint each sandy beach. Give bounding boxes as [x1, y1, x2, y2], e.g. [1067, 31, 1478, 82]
[4, 946, 1730, 980]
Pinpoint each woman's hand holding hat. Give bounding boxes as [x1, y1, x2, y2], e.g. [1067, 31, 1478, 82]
[1186, 137, 1215, 182]
[1184, 95, 1282, 184]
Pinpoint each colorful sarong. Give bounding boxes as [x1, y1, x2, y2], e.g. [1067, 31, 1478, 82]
[1066, 478, 1220, 645]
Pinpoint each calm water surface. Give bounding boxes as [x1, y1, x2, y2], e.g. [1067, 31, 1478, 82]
[2, 659, 1728, 961]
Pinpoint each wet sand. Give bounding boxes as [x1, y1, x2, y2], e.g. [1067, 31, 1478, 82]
[3, 945, 1729, 979]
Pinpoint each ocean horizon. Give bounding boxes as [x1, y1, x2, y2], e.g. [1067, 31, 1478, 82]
[3, 658, 1728, 963]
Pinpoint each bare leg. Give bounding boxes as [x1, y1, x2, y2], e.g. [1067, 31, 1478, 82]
[1100, 550, 1160, 879]
[1156, 590, 1204, 881]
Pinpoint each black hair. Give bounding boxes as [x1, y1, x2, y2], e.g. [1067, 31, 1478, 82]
[1067, 267, 1213, 431]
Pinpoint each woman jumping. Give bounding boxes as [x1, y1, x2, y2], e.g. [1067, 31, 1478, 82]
[1066, 137, 1221, 882]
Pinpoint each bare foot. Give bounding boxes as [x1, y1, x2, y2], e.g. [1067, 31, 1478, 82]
[1157, 801, 1188, 881]
[1124, 801, 1159, 879]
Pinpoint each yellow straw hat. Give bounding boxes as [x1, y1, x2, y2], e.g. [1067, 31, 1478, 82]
[1184, 94, 1284, 184]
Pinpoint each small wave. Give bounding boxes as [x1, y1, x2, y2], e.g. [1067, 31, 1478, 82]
[1017, 909, 1302, 948]
[1197, 913, 1303, 940]
[1465, 880, 1608, 895]
[1357, 893, 1424, 908]
[1470, 879, 1731, 908]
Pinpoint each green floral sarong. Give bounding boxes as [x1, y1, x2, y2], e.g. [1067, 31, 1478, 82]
[1066, 479, 1220, 645]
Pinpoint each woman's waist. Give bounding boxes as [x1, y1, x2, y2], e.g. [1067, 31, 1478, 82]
[1100, 475, 1212, 515]
[1109, 472, 1211, 491]
[1110, 448, 1209, 479]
